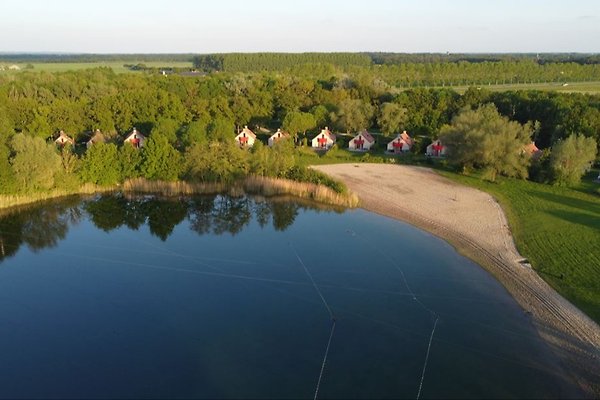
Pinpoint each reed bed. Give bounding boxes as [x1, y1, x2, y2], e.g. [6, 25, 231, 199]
[122, 178, 228, 196]
[0, 184, 114, 210]
[242, 176, 359, 207]
[122, 176, 359, 207]
[0, 176, 359, 213]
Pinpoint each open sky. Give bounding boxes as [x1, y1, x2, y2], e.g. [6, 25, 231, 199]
[1, 0, 599, 53]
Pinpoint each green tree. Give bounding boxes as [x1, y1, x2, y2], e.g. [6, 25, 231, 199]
[310, 105, 330, 128]
[185, 140, 248, 183]
[0, 133, 16, 194]
[181, 119, 209, 148]
[151, 118, 180, 145]
[79, 143, 121, 185]
[282, 111, 316, 137]
[140, 133, 182, 181]
[333, 99, 374, 133]
[10, 134, 62, 192]
[208, 117, 235, 142]
[249, 140, 269, 177]
[270, 138, 296, 177]
[549, 134, 598, 186]
[440, 104, 532, 181]
[377, 102, 408, 136]
[120, 143, 142, 180]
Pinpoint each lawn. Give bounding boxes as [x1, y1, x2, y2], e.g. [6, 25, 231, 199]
[439, 170, 600, 322]
[401, 81, 600, 95]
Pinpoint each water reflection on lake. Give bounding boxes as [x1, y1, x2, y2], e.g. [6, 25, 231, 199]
[0, 195, 583, 398]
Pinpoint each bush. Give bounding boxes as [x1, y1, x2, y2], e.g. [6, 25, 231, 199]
[284, 166, 347, 194]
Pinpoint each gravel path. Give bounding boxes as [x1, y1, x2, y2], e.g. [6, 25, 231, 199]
[315, 163, 600, 397]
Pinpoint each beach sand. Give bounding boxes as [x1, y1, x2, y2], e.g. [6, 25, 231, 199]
[315, 163, 600, 397]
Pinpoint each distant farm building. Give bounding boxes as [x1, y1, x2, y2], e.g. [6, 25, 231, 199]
[235, 125, 256, 148]
[426, 139, 447, 157]
[86, 129, 106, 149]
[311, 127, 336, 150]
[268, 128, 290, 146]
[387, 131, 413, 153]
[124, 128, 146, 149]
[349, 130, 375, 151]
[54, 130, 74, 147]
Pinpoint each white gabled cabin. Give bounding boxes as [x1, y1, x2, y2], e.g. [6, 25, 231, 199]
[54, 130, 74, 147]
[349, 130, 375, 151]
[124, 127, 146, 149]
[268, 128, 290, 147]
[426, 139, 447, 157]
[235, 125, 256, 148]
[311, 127, 336, 150]
[86, 129, 106, 149]
[387, 131, 413, 153]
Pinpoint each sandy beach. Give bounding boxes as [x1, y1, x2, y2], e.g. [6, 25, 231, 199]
[315, 163, 600, 397]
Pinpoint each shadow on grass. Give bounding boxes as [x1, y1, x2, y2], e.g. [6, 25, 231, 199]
[528, 190, 600, 216]
[545, 209, 600, 231]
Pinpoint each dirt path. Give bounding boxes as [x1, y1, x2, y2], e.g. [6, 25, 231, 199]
[315, 163, 600, 397]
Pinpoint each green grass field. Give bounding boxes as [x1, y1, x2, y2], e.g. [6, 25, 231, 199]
[408, 81, 600, 94]
[0, 61, 193, 74]
[439, 170, 600, 323]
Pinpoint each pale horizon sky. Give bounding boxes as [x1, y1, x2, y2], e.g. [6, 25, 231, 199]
[1, 0, 599, 53]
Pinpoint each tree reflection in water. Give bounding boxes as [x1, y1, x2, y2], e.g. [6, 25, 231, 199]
[0, 197, 81, 262]
[0, 194, 344, 263]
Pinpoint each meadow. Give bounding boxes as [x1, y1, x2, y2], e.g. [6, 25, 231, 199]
[0, 61, 193, 73]
[430, 80, 600, 95]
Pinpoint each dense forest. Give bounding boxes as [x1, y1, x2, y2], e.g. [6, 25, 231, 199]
[191, 54, 600, 85]
[0, 61, 599, 196]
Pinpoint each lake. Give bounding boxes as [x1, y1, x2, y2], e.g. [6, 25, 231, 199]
[0, 194, 582, 398]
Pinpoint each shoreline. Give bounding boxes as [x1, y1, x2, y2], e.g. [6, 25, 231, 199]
[314, 163, 600, 397]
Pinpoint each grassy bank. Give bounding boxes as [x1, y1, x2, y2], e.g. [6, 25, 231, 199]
[439, 171, 600, 322]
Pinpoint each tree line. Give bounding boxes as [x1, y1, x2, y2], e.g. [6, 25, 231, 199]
[193, 53, 372, 72]
[0, 67, 598, 195]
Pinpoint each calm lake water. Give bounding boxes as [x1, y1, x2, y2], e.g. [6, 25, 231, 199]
[0, 195, 582, 399]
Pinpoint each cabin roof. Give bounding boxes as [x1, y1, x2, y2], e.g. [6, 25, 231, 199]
[124, 128, 146, 141]
[236, 125, 256, 139]
[356, 130, 375, 143]
[315, 127, 335, 142]
[270, 128, 290, 139]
